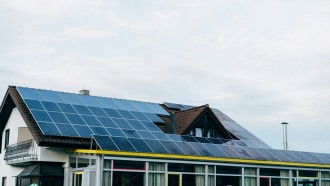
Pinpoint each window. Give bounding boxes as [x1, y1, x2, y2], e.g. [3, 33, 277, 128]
[4, 129, 9, 149]
[2, 177, 6, 186]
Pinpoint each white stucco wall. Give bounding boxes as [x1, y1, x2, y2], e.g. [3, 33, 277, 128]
[0, 107, 27, 186]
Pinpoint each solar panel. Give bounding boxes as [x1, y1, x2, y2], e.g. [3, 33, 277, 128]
[57, 92, 82, 105]
[17, 87, 42, 100]
[144, 139, 169, 154]
[90, 127, 109, 135]
[73, 125, 94, 137]
[136, 131, 156, 140]
[81, 115, 103, 127]
[140, 121, 162, 132]
[103, 108, 122, 118]
[188, 142, 214, 157]
[122, 129, 142, 139]
[161, 141, 185, 154]
[73, 105, 93, 115]
[127, 138, 153, 153]
[25, 100, 44, 110]
[65, 113, 86, 125]
[88, 107, 107, 117]
[57, 103, 77, 113]
[38, 121, 61, 136]
[117, 110, 136, 120]
[130, 111, 150, 121]
[38, 89, 63, 103]
[181, 135, 198, 142]
[56, 124, 79, 137]
[166, 134, 183, 142]
[112, 118, 133, 129]
[42, 101, 61, 112]
[126, 120, 147, 131]
[31, 110, 53, 122]
[93, 135, 118, 150]
[77, 94, 100, 107]
[106, 128, 126, 137]
[175, 142, 200, 156]
[202, 143, 229, 158]
[97, 117, 117, 128]
[144, 113, 164, 123]
[110, 137, 136, 152]
[48, 112, 70, 124]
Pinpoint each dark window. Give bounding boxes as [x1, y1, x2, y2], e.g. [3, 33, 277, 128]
[4, 129, 9, 149]
[2, 177, 6, 186]
[113, 160, 145, 170]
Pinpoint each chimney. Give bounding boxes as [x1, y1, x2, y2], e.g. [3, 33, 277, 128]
[79, 89, 90, 95]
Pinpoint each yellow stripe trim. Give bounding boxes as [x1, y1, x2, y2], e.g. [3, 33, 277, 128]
[70, 149, 330, 169]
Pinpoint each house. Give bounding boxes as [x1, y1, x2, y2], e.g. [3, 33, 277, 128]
[0, 85, 330, 186]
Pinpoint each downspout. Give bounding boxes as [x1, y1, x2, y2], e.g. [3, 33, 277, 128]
[171, 112, 176, 134]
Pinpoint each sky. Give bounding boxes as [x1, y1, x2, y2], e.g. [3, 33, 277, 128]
[1, 0, 330, 153]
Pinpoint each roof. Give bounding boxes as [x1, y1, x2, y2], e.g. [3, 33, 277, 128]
[17, 162, 64, 177]
[3, 85, 330, 167]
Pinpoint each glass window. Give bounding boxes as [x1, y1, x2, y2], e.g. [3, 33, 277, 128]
[168, 163, 205, 173]
[103, 171, 111, 186]
[4, 129, 9, 149]
[77, 158, 90, 168]
[149, 163, 165, 172]
[244, 168, 257, 175]
[103, 159, 112, 169]
[149, 173, 165, 186]
[113, 160, 145, 170]
[69, 157, 77, 168]
[216, 166, 241, 175]
[196, 128, 202, 137]
[2, 177, 6, 186]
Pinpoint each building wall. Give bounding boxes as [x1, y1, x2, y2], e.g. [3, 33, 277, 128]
[0, 108, 68, 186]
[0, 107, 28, 186]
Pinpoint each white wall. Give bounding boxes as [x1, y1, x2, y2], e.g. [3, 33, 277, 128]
[0, 107, 28, 186]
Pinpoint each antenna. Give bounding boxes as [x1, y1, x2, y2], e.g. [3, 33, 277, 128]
[281, 122, 288, 150]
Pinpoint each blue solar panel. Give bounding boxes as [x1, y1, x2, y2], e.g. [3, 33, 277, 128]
[90, 127, 109, 135]
[130, 111, 150, 121]
[72, 105, 93, 115]
[38, 121, 62, 136]
[97, 117, 117, 128]
[103, 108, 122, 118]
[140, 121, 162, 132]
[181, 135, 198, 142]
[106, 128, 126, 137]
[88, 107, 107, 117]
[93, 135, 118, 150]
[94, 97, 118, 109]
[166, 134, 183, 142]
[144, 139, 169, 154]
[127, 138, 153, 153]
[25, 100, 44, 110]
[152, 132, 171, 141]
[126, 120, 147, 131]
[129, 101, 153, 113]
[73, 125, 93, 137]
[136, 131, 156, 140]
[41, 101, 61, 112]
[145, 103, 169, 116]
[57, 103, 77, 113]
[81, 115, 102, 127]
[202, 143, 229, 158]
[57, 92, 82, 105]
[122, 129, 142, 138]
[38, 89, 63, 103]
[117, 110, 136, 120]
[161, 141, 185, 154]
[195, 137, 211, 143]
[31, 110, 53, 122]
[48, 112, 70, 124]
[65, 113, 86, 125]
[111, 99, 136, 111]
[110, 137, 136, 152]
[56, 124, 79, 137]
[112, 118, 133, 129]
[77, 94, 100, 107]
[175, 142, 199, 156]
[217, 145, 242, 159]
[144, 113, 164, 123]
[188, 142, 214, 157]
[17, 87, 42, 100]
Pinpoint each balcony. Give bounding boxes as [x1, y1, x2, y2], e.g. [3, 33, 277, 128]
[4, 139, 38, 164]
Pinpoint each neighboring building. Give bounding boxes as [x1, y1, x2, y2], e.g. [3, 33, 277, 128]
[0, 85, 330, 186]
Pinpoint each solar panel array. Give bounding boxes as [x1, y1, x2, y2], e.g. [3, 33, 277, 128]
[93, 134, 330, 165]
[17, 87, 169, 138]
[17, 87, 330, 165]
[163, 102, 195, 111]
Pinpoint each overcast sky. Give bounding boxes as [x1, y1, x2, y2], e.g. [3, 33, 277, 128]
[1, 0, 330, 153]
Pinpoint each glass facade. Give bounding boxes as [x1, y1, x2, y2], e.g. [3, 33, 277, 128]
[68, 155, 330, 186]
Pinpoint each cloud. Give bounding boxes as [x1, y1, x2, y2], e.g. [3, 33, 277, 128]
[9, 46, 56, 56]
[62, 26, 114, 39]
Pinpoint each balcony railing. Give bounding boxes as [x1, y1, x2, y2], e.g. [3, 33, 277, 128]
[4, 139, 38, 161]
